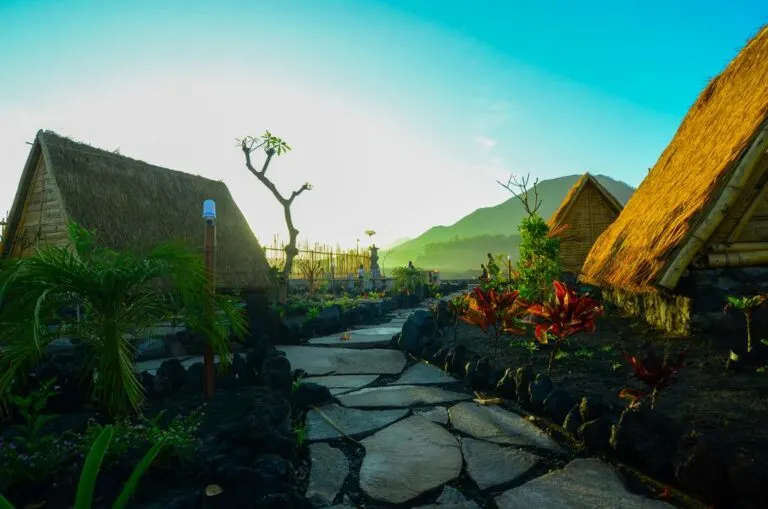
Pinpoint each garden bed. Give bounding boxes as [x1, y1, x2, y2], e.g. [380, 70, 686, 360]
[426, 306, 768, 508]
[0, 343, 312, 509]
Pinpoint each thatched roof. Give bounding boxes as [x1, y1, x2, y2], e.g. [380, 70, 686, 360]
[3, 130, 272, 291]
[548, 172, 623, 229]
[581, 25, 768, 292]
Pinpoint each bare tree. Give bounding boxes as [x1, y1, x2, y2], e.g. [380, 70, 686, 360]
[239, 131, 312, 290]
[497, 173, 542, 217]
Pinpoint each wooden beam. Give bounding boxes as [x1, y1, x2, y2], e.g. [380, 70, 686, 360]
[726, 166, 768, 242]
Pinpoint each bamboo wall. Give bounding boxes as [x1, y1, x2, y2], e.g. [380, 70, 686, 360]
[263, 237, 372, 279]
[9, 156, 68, 258]
[559, 183, 620, 273]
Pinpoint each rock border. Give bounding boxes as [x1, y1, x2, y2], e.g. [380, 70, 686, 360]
[394, 293, 768, 509]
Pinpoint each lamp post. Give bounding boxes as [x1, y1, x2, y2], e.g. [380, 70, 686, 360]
[507, 255, 512, 281]
[330, 261, 335, 294]
[202, 199, 217, 399]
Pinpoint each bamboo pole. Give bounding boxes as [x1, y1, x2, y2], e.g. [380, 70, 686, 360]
[695, 249, 768, 268]
[709, 242, 768, 253]
[202, 199, 217, 400]
[658, 121, 768, 289]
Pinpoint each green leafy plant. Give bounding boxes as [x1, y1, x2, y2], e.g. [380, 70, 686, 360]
[293, 422, 307, 446]
[497, 173, 562, 302]
[81, 409, 201, 466]
[526, 281, 603, 375]
[0, 223, 246, 418]
[574, 347, 595, 359]
[0, 379, 79, 490]
[306, 305, 321, 320]
[0, 425, 165, 509]
[724, 294, 767, 354]
[8, 378, 59, 448]
[391, 265, 427, 295]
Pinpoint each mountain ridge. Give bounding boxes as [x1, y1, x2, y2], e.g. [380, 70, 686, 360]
[382, 173, 634, 273]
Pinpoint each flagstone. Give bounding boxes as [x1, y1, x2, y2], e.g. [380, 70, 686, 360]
[448, 402, 564, 453]
[278, 346, 406, 375]
[392, 362, 459, 385]
[359, 415, 462, 504]
[305, 404, 408, 441]
[461, 437, 541, 490]
[306, 443, 349, 506]
[337, 385, 472, 408]
[308, 327, 402, 348]
[495, 458, 675, 509]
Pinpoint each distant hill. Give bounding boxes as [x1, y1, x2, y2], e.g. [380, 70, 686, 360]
[382, 236, 412, 250]
[381, 174, 634, 273]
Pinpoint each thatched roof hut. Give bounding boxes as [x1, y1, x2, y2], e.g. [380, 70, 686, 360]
[580, 25, 768, 335]
[548, 172, 623, 274]
[1, 130, 272, 292]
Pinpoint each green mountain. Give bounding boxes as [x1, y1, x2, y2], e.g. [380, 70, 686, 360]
[381, 174, 634, 276]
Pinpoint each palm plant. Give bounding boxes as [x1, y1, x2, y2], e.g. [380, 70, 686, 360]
[0, 222, 246, 418]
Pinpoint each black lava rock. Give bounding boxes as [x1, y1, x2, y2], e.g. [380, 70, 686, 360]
[261, 355, 293, 395]
[444, 345, 468, 377]
[528, 374, 553, 411]
[292, 382, 335, 411]
[578, 416, 612, 452]
[563, 404, 583, 434]
[543, 388, 574, 424]
[156, 358, 187, 393]
[514, 366, 535, 409]
[398, 310, 434, 355]
[464, 357, 495, 391]
[610, 405, 682, 480]
[673, 433, 731, 507]
[495, 368, 517, 400]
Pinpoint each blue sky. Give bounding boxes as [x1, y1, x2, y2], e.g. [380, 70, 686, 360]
[0, 0, 765, 248]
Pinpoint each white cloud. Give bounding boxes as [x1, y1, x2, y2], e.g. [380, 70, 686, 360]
[475, 135, 498, 151]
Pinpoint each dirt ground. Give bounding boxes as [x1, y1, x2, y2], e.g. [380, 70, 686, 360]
[440, 305, 768, 468]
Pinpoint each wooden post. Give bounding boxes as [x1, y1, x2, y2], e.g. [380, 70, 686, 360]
[202, 200, 217, 399]
[507, 256, 512, 281]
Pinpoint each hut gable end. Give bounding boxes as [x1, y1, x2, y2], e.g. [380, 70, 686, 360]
[581, 25, 768, 292]
[549, 173, 624, 273]
[3, 130, 272, 292]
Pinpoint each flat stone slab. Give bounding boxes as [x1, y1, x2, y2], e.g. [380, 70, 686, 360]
[495, 458, 675, 509]
[306, 404, 408, 441]
[448, 402, 563, 453]
[414, 485, 481, 509]
[360, 415, 462, 504]
[461, 437, 541, 490]
[303, 374, 378, 392]
[414, 406, 449, 424]
[393, 362, 459, 385]
[338, 385, 472, 408]
[306, 443, 349, 506]
[278, 346, 407, 375]
[308, 327, 402, 348]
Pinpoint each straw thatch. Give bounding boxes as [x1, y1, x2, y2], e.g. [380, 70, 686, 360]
[2, 130, 272, 291]
[582, 25, 768, 292]
[548, 173, 623, 273]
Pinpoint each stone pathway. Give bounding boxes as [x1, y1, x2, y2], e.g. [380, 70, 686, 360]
[138, 294, 676, 508]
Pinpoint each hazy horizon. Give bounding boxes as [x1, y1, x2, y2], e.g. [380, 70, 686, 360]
[2, 0, 765, 248]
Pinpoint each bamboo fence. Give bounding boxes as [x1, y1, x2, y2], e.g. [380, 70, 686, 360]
[264, 236, 373, 279]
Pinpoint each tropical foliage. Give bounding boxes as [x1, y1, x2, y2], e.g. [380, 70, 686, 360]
[0, 222, 246, 418]
[526, 281, 602, 374]
[619, 342, 686, 409]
